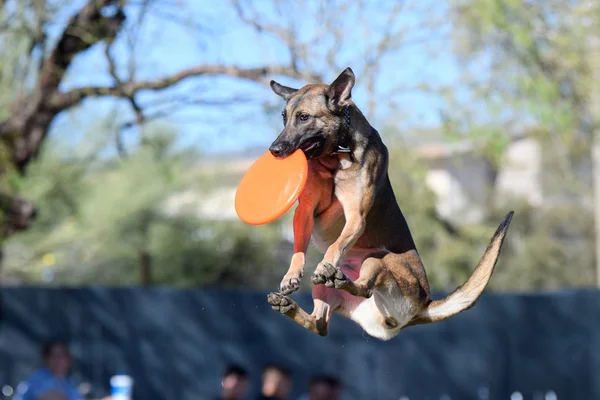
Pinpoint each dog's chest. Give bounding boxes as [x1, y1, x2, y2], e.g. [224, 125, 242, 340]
[312, 200, 345, 252]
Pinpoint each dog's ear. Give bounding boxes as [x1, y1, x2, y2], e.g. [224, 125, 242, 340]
[326, 67, 355, 111]
[270, 80, 298, 101]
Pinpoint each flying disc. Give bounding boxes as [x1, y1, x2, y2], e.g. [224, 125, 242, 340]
[235, 149, 308, 225]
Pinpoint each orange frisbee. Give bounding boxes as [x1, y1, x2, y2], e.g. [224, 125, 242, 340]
[235, 149, 308, 225]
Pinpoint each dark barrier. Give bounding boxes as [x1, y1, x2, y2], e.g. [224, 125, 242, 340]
[0, 287, 599, 400]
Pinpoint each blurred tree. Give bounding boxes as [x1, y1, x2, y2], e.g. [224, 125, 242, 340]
[2, 121, 284, 287]
[441, 0, 600, 289]
[0, 0, 319, 241]
[0, 0, 446, 285]
[0, 0, 440, 281]
[4, 0, 594, 293]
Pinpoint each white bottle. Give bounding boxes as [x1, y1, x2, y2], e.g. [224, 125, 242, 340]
[110, 372, 133, 400]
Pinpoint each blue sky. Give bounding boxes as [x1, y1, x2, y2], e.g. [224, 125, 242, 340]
[47, 0, 464, 156]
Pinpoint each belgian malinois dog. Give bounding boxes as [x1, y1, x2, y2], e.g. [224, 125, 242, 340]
[266, 67, 513, 340]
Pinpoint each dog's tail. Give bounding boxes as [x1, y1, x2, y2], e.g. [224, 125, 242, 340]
[405, 211, 514, 327]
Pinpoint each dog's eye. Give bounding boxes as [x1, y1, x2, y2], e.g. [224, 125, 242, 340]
[297, 112, 310, 122]
[281, 110, 287, 125]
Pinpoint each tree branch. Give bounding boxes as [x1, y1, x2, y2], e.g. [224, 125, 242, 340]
[49, 65, 322, 109]
[38, 0, 127, 93]
[0, 0, 129, 170]
[104, 41, 144, 125]
[232, 0, 291, 43]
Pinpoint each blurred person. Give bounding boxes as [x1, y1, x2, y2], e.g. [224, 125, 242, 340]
[14, 339, 111, 400]
[216, 364, 250, 400]
[256, 364, 292, 400]
[324, 376, 342, 400]
[299, 375, 342, 400]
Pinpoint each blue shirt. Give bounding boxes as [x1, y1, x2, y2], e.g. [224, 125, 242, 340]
[13, 367, 82, 400]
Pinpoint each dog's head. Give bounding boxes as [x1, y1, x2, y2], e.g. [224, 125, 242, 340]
[268, 67, 355, 159]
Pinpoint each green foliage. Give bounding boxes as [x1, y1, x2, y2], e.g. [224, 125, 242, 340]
[2, 122, 281, 287]
[443, 0, 599, 290]
[484, 199, 595, 291]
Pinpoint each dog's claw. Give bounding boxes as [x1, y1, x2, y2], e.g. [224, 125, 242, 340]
[312, 262, 350, 289]
[280, 273, 302, 295]
[267, 292, 297, 315]
[312, 274, 325, 285]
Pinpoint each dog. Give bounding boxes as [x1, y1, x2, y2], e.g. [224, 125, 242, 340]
[265, 67, 513, 340]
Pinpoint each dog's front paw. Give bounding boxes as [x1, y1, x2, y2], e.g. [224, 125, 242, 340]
[311, 262, 350, 289]
[267, 292, 297, 315]
[280, 271, 302, 295]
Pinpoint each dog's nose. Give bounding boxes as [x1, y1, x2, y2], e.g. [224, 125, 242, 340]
[269, 142, 288, 158]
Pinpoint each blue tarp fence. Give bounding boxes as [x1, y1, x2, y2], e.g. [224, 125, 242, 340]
[0, 287, 599, 400]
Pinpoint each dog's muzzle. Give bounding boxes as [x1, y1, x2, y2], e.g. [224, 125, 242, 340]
[269, 133, 326, 159]
[269, 141, 294, 158]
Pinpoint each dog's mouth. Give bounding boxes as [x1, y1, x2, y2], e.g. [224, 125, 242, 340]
[298, 134, 326, 158]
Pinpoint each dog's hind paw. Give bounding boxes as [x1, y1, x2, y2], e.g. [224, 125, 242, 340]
[311, 262, 350, 289]
[267, 292, 297, 315]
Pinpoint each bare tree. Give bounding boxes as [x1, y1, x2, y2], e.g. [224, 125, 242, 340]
[0, 0, 445, 231]
[0, 0, 323, 238]
[0, 0, 446, 287]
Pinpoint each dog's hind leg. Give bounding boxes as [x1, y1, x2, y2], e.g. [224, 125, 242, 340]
[267, 293, 331, 336]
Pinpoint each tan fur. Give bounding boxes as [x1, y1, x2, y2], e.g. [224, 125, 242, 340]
[267, 68, 513, 340]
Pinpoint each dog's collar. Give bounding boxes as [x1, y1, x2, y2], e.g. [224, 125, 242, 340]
[335, 106, 352, 154]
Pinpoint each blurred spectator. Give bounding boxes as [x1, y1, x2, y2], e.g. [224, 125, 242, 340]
[300, 375, 342, 400]
[216, 364, 250, 400]
[13, 339, 111, 400]
[255, 364, 292, 400]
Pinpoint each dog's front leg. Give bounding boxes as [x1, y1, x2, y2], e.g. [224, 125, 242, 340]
[312, 177, 375, 287]
[280, 194, 318, 295]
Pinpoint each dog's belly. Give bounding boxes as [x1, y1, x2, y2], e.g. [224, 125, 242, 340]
[341, 248, 386, 271]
